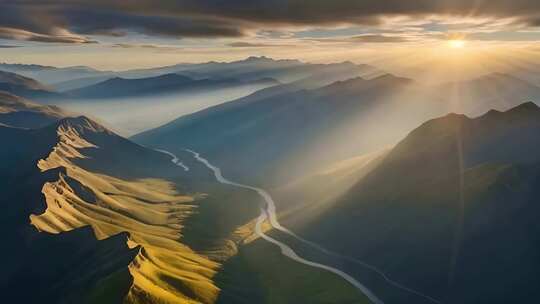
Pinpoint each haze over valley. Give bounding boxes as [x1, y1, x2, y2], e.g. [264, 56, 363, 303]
[2, 1, 540, 303]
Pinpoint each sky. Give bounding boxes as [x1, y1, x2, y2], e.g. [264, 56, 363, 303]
[0, 1, 539, 81]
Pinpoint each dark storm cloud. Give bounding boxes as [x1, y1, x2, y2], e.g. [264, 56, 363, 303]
[58, 0, 540, 24]
[60, 9, 244, 38]
[1, 1, 540, 43]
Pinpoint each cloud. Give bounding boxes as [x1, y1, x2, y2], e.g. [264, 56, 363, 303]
[227, 42, 290, 47]
[110, 43, 183, 51]
[0, 27, 96, 44]
[311, 34, 410, 43]
[60, 9, 244, 38]
[351, 34, 409, 43]
[1, 1, 540, 43]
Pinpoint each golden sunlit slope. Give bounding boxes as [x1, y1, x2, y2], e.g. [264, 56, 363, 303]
[0, 121, 138, 303]
[17, 115, 261, 304]
[1, 108, 373, 304]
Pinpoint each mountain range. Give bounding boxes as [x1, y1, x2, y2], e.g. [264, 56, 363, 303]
[1, 57, 382, 92]
[0, 70, 61, 101]
[0, 93, 369, 303]
[3, 56, 540, 304]
[281, 102, 540, 303]
[66, 73, 280, 99]
[133, 71, 540, 186]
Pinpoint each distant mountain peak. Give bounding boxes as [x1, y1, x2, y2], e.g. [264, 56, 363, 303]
[327, 73, 412, 89]
[473, 72, 532, 85]
[422, 101, 540, 131]
[325, 76, 366, 87]
[152, 73, 193, 81]
[372, 73, 414, 84]
[478, 101, 539, 120]
[505, 101, 540, 114]
[510, 100, 538, 109]
[0, 70, 51, 91]
[96, 73, 193, 87]
[245, 55, 272, 61]
[241, 56, 302, 65]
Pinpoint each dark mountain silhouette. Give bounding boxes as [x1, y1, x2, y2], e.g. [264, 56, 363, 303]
[294, 102, 540, 303]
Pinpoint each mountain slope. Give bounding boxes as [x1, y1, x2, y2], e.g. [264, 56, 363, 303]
[0, 70, 61, 100]
[2, 107, 368, 303]
[67, 73, 279, 99]
[293, 102, 540, 303]
[132, 74, 440, 185]
[0, 91, 68, 128]
[0, 114, 242, 303]
[0, 119, 138, 303]
[133, 71, 540, 187]
[0, 63, 109, 85]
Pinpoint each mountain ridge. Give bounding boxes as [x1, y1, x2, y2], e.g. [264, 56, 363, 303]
[0, 91, 68, 128]
[66, 73, 279, 99]
[292, 101, 540, 303]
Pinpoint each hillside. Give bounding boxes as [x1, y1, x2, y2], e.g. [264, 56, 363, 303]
[0, 118, 138, 303]
[67, 73, 279, 99]
[132, 74, 441, 185]
[133, 71, 540, 187]
[0, 70, 61, 100]
[0, 91, 68, 128]
[2, 109, 369, 303]
[292, 102, 540, 303]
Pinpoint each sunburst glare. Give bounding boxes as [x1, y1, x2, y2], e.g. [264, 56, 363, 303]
[448, 39, 466, 49]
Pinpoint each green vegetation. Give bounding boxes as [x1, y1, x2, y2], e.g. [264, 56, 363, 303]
[215, 238, 371, 304]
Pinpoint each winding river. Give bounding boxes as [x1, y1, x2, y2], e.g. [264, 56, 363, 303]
[184, 149, 383, 304]
[158, 148, 441, 304]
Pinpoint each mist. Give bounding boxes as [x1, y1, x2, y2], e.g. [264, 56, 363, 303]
[54, 83, 273, 136]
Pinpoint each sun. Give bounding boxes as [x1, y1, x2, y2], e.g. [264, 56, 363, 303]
[448, 39, 466, 49]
